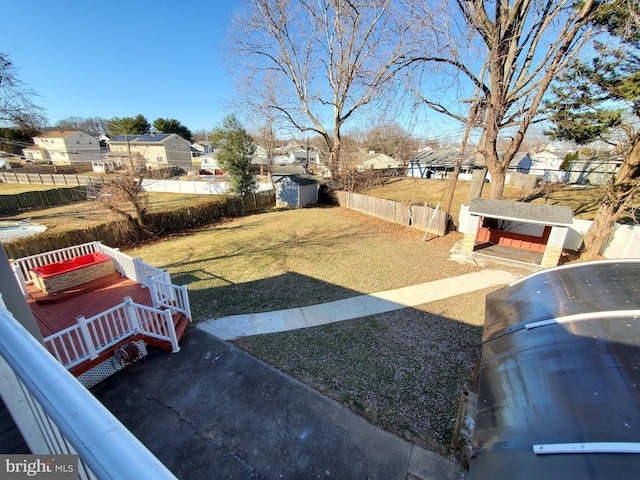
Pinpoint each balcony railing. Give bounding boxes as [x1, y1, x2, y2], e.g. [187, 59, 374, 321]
[0, 295, 177, 480]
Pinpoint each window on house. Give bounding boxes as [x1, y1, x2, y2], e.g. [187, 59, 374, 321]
[76, 140, 80, 144]
[181, 144, 185, 149]
[172, 144, 177, 149]
[157, 157, 163, 163]
[89, 141, 92, 145]
[60, 152, 66, 157]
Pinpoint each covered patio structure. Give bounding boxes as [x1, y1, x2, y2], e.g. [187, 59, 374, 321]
[459, 199, 573, 268]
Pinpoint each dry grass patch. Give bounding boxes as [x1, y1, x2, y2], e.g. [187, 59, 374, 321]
[235, 288, 497, 459]
[0, 193, 219, 233]
[364, 178, 528, 224]
[125, 207, 482, 321]
[124, 205, 505, 459]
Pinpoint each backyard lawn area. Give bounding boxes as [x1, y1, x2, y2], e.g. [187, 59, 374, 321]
[124, 206, 526, 460]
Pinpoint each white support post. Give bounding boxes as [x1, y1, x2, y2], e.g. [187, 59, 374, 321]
[164, 310, 180, 353]
[123, 296, 140, 332]
[76, 316, 98, 360]
[11, 263, 29, 298]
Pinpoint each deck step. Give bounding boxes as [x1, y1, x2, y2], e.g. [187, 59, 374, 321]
[144, 314, 190, 352]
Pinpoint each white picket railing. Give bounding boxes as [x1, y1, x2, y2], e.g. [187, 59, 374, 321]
[43, 298, 179, 369]
[11, 241, 102, 284]
[133, 303, 179, 353]
[149, 274, 192, 320]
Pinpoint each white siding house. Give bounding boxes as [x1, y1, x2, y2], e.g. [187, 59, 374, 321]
[22, 131, 102, 165]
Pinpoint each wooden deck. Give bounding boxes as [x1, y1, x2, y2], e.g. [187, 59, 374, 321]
[27, 273, 154, 338]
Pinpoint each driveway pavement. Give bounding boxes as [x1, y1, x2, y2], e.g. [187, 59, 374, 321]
[94, 269, 523, 479]
[93, 328, 463, 480]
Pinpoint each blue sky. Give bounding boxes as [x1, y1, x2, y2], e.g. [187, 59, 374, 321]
[1, 0, 242, 132]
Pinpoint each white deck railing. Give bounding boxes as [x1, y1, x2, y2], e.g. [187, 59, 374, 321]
[44, 298, 179, 369]
[11, 241, 102, 284]
[149, 274, 192, 320]
[12, 241, 175, 291]
[0, 299, 177, 479]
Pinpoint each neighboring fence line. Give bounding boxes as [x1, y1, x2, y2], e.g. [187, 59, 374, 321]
[3, 192, 276, 259]
[141, 178, 274, 195]
[0, 171, 108, 186]
[336, 191, 448, 236]
[0, 186, 92, 213]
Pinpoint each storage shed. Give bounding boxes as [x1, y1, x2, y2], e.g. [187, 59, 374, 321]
[274, 175, 318, 208]
[459, 199, 573, 268]
[470, 259, 640, 479]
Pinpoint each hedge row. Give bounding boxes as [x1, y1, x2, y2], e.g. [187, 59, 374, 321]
[3, 193, 275, 259]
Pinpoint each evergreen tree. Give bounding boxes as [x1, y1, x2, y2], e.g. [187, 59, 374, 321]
[545, 0, 640, 258]
[107, 114, 150, 136]
[152, 118, 193, 142]
[212, 114, 258, 196]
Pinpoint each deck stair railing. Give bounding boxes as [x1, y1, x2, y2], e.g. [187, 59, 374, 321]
[44, 298, 179, 369]
[149, 273, 192, 320]
[0, 298, 178, 479]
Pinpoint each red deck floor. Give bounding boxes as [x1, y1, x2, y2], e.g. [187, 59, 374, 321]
[27, 273, 154, 338]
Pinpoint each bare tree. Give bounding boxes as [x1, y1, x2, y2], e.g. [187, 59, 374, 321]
[0, 53, 47, 129]
[408, 0, 599, 199]
[225, 0, 418, 178]
[363, 121, 420, 162]
[54, 116, 109, 138]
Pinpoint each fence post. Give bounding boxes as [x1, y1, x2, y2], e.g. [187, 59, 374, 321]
[76, 315, 98, 360]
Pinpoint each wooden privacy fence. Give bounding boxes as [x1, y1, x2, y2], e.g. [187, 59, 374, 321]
[336, 191, 448, 236]
[0, 186, 92, 213]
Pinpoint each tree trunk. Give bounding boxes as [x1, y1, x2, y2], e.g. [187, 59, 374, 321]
[582, 202, 617, 259]
[582, 136, 640, 260]
[487, 159, 506, 200]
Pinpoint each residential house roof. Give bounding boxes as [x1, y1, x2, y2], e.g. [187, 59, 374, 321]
[410, 148, 531, 170]
[469, 198, 573, 225]
[35, 130, 80, 139]
[109, 134, 171, 143]
[358, 152, 401, 169]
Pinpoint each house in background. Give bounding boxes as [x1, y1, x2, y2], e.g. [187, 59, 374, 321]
[22, 131, 102, 166]
[191, 141, 214, 157]
[274, 174, 318, 208]
[528, 150, 567, 181]
[356, 152, 402, 171]
[105, 133, 192, 171]
[406, 147, 476, 179]
[568, 152, 621, 185]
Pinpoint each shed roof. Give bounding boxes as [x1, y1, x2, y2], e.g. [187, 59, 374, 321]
[274, 174, 317, 186]
[469, 198, 573, 225]
[471, 259, 640, 480]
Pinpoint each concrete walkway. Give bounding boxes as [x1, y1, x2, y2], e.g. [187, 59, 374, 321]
[199, 269, 521, 340]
